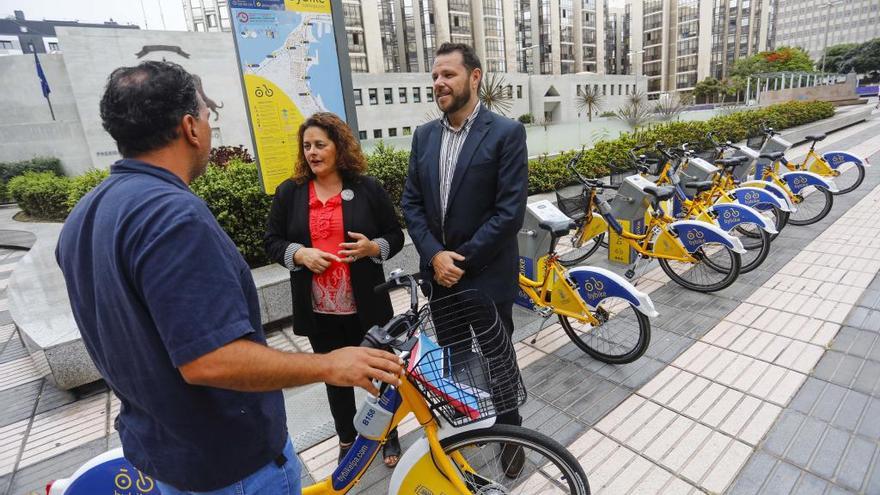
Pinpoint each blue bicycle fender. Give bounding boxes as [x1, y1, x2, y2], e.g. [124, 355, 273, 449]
[739, 181, 796, 212]
[51, 449, 163, 494]
[567, 266, 659, 317]
[823, 151, 869, 169]
[710, 203, 778, 234]
[669, 220, 746, 254]
[780, 170, 838, 194]
[728, 186, 787, 212]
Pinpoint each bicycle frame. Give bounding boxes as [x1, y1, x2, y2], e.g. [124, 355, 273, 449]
[304, 373, 475, 495]
[518, 255, 600, 325]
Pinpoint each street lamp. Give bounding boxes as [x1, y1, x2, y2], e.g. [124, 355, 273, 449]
[819, 0, 844, 74]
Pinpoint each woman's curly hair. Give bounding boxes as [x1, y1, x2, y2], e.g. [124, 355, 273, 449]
[293, 112, 367, 183]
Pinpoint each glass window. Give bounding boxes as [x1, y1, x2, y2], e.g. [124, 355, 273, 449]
[517, 85, 522, 98]
[359, 130, 367, 140]
[384, 88, 393, 104]
[354, 89, 363, 106]
[373, 129, 383, 138]
[369, 88, 378, 105]
[426, 87, 434, 102]
[399, 87, 408, 103]
[389, 128, 398, 137]
[0, 40, 13, 49]
[403, 126, 412, 135]
[413, 87, 421, 103]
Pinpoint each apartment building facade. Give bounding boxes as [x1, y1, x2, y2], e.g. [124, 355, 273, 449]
[772, 0, 880, 62]
[626, 0, 772, 98]
[182, 0, 607, 74]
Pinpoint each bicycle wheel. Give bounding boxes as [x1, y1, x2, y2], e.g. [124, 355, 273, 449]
[557, 298, 650, 364]
[726, 224, 771, 274]
[558, 228, 604, 267]
[788, 186, 833, 226]
[658, 243, 741, 292]
[439, 424, 590, 495]
[831, 164, 865, 195]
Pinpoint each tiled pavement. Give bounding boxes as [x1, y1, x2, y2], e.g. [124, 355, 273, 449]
[0, 114, 879, 494]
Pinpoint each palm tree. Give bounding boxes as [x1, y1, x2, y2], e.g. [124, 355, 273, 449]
[615, 90, 653, 129]
[654, 93, 685, 121]
[576, 85, 603, 122]
[479, 73, 513, 115]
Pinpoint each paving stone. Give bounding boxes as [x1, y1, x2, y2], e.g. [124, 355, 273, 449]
[835, 436, 875, 492]
[831, 389, 869, 433]
[793, 472, 831, 495]
[852, 360, 880, 397]
[0, 380, 40, 429]
[761, 461, 803, 495]
[813, 351, 845, 382]
[784, 416, 827, 467]
[788, 377, 824, 415]
[575, 385, 632, 425]
[807, 425, 850, 479]
[5, 437, 109, 495]
[763, 410, 806, 456]
[857, 398, 880, 439]
[811, 382, 848, 422]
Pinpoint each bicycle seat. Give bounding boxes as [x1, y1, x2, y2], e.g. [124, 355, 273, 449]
[538, 219, 577, 237]
[805, 133, 826, 142]
[643, 185, 676, 201]
[682, 180, 714, 193]
[760, 151, 785, 161]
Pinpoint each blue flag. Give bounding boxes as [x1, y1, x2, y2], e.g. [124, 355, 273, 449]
[33, 51, 51, 98]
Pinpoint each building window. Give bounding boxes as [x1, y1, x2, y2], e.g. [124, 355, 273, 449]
[517, 85, 522, 98]
[426, 87, 434, 102]
[207, 14, 217, 27]
[399, 87, 407, 103]
[0, 40, 13, 49]
[413, 87, 421, 103]
[359, 130, 367, 140]
[389, 128, 398, 137]
[48, 42, 59, 51]
[374, 129, 383, 138]
[350, 57, 368, 72]
[403, 126, 412, 135]
[369, 88, 378, 105]
[194, 22, 205, 31]
[610, 85, 614, 95]
[384, 88, 393, 104]
[354, 89, 362, 106]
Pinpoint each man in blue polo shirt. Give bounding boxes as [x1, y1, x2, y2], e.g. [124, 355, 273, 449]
[55, 61, 403, 494]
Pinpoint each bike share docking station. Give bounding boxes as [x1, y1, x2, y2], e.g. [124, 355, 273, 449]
[608, 175, 651, 265]
[516, 200, 571, 310]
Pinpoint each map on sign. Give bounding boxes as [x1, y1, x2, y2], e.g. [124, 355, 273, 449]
[230, 0, 348, 193]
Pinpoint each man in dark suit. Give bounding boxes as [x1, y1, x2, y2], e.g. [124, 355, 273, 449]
[401, 43, 528, 473]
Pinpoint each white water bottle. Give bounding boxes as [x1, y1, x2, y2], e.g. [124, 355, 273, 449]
[353, 392, 394, 440]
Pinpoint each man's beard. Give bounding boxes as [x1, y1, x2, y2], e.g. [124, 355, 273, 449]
[440, 84, 472, 116]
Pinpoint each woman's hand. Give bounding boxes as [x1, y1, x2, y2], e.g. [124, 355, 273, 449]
[294, 247, 341, 274]
[338, 232, 380, 263]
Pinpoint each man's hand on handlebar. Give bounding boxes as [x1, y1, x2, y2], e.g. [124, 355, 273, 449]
[323, 347, 404, 396]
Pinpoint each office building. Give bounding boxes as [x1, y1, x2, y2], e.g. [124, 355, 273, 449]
[772, 0, 880, 62]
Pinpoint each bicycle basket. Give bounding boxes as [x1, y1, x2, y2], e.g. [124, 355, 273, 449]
[407, 290, 527, 427]
[746, 135, 765, 150]
[637, 151, 664, 177]
[609, 163, 637, 187]
[554, 188, 587, 220]
[693, 149, 719, 162]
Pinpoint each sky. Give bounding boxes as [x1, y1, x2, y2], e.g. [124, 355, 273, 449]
[0, 0, 188, 31]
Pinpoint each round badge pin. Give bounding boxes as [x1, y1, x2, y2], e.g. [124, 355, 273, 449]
[341, 189, 354, 201]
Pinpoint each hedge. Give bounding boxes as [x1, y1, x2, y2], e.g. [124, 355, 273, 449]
[8, 172, 71, 221]
[0, 157, 64, 204]
[11, 99, 835, 267]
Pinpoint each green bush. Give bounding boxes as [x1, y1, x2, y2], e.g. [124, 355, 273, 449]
[518, 113, 534, 124]
[0, 157, 63, 183]
[0, 181, 7, 204]
[7, 172, 71, 220]
[67, 169, 110, 212]
[190, 160, 273, 268]
[599, 111, 617, 118]
[365, 141, 409, 225]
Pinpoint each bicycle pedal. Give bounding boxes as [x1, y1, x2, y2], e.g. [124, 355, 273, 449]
[625, 269, 636, 279]
[537, 307, 553, 318]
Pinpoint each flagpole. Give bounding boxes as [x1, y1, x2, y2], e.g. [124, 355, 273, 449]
[46, 94, 56, 121]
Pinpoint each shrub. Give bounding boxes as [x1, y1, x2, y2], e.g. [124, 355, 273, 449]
[365, 141, 409, 225]
[190, 160, 273, 268]
[0, 181, 7, 204]
[208, 145, 254, 168]
[599, 111, 617, 118]
[7, 172, 71, 220]
[0, 157, 63, 183]
[518, 113, 534, 124]
[67, 169, 110, 212]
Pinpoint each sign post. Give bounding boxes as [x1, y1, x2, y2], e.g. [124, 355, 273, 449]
[229, 0, 357, 194]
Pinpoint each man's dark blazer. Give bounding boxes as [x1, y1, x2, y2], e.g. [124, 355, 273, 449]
[264, 175, 404, 336]
[401, 107, 528, 302]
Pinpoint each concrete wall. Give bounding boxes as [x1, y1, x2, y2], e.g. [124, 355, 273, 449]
[56, 27, 255, 175]
[0, 54, 92, 174]
[759, 80, 860, 106]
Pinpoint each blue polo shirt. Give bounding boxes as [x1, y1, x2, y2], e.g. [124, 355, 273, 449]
[56, 159, 287, 491]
